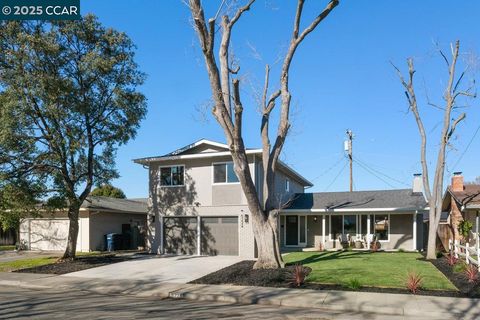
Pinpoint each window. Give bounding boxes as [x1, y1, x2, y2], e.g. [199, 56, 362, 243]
[213, 162, 239, 184]
[373, 215, 389, 241]
[285, 179, 290, 192]
[159, 165, 184, 186]
[343, 215, 357, 236]
[330, 215, 342, 240]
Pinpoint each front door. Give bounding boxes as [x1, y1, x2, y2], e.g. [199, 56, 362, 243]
[286, 216, 298, 246]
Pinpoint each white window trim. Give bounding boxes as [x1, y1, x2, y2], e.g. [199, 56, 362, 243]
[328, 213, 391, 242]
[212, 161, 240, 185]
[282, 213, 307, 247]
[158, 164, 185, 187]
[285, 179, 290, 192]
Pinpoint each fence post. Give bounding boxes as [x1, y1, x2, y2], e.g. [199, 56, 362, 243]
[466, 242, 470, 265]
[454, 239, 459, 258]
[477, 239, 480, 271]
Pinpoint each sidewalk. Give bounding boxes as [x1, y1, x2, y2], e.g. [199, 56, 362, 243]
[1, 272, 479, 319]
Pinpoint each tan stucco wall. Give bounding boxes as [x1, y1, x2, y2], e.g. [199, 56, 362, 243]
[89, 212, 146, 251]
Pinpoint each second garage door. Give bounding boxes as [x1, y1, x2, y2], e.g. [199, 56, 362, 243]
[201, 217, 238, 256]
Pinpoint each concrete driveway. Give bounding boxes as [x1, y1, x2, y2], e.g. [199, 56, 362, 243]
[62, 255, 242, 284]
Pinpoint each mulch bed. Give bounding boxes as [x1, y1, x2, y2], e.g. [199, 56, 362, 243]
[14, 254, 132, 275]
[430, 255, 480, 298]
[190, 260, 467, 297]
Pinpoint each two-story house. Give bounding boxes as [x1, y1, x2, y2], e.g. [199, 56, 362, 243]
[135, 139, 428, 258]
[133, 139, 312, 259]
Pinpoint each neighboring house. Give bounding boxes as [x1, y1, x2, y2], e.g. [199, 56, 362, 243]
[439, 172, 480, 248]
[19, 196, 148, 252]
[134, 139, 428, 257]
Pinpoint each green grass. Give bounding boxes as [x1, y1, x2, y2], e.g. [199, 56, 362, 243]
[284, 251, 456, 291]
[0, 245, 15, 251]
[0, 257, 59, 272]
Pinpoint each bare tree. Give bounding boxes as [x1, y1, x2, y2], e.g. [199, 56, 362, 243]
[393, 41, 477, 259]
[188, 0, 339, 268]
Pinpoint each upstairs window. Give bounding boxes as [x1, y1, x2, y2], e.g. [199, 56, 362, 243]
[213, 162, 239, 184]
[285, 179, 290, 192]
[160, 165, 184, 186]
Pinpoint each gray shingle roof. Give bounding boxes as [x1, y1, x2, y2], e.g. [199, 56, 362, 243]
[81, 196, 148, 214]
[285, 189, 427, 211]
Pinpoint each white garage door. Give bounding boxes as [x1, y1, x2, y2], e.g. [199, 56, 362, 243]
[28, 219, 69, 251]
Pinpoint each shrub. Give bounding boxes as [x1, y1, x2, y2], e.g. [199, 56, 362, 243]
[345, 278, 362, 290]
[406, 272, 422, 294]
[371, 241, 380, 252]
[453, 262, 467, 273]
[289, 264, 308, 287]
[458, 220, 473, 239]
[464, 264, 479, 283]
[446, 253, 458, 266]
[436, 251, 443, 259]
[398, 248, 405, 253]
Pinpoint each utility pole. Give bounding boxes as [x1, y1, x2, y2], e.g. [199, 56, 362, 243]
[345, 130, 354, 192]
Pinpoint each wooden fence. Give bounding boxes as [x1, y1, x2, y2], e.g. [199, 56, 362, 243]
[450, 238, 480, 270]
[0, 228, 16, 246]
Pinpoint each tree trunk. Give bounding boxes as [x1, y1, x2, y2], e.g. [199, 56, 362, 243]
[252, 210, 284, 269]
[426, 207, 438, 259]
[62, 203, 80, 260]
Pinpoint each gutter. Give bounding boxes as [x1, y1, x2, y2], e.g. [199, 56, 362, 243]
[280, 207, 429, 213]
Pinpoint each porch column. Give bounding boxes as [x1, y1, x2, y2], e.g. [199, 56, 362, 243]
[367, 214, 371, 249]
[322, 215, 326, 245]
[159, 215, 164, 255]
[197, 216, 201, 256]
[413, 211, 417, 251]
[476, 212, 479, 235]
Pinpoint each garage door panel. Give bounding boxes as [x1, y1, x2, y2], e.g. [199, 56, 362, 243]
[163, 217, 197, 255]
[201, 216, 238, 256]
[29, 219, 69, 251]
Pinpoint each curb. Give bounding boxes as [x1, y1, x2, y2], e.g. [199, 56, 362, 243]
[166, 288, 466, 319]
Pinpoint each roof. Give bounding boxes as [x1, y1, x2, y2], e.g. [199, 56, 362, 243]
[448, 184, 480, 209]
[283, 189, 427, 212]
[133, 138, 313, 187]
[81, 196, 148, 214]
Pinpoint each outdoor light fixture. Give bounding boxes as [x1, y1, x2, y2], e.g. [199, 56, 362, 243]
[244, 214, 249, 223]
[314, 216, 318, 222]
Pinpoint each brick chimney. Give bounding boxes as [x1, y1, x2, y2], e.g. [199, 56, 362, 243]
[451, 172, 464, 192]
[412, 173, 423, 193]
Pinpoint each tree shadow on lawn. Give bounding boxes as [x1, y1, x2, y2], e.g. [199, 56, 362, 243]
[285, 250, 372, 266]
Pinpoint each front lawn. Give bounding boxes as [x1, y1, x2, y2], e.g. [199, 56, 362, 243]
[0, 245, 15, 251]
[284, 251, 456, 291]
[0, 257, 58, 272]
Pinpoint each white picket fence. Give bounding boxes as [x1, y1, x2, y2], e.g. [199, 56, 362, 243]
[449, 238, 480, 270]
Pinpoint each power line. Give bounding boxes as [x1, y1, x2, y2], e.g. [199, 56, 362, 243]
[353, 159, 397, 188]
[324, 159, 348, 191]
[452, 124, 480, 171]
[354, 157, 410, 187]
[310, 155, 346, 182]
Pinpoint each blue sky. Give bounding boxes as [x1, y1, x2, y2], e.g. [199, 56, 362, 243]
[81, 1, 480, 198]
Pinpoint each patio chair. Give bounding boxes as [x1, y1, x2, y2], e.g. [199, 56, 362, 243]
[337, 234, 349, 248]
[362, 234, 375, 249]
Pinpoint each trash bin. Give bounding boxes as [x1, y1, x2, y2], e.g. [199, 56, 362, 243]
[105, 233, 122, 252]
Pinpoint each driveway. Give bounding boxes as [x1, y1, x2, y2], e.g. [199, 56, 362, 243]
[62, 255, 242, 284]
[0, 250, 61, 263]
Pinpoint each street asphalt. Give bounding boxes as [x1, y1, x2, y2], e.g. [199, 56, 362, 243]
[0, 286, 409, 320]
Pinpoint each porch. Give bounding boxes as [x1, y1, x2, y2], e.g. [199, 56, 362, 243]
[279, 212, 423, 252]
